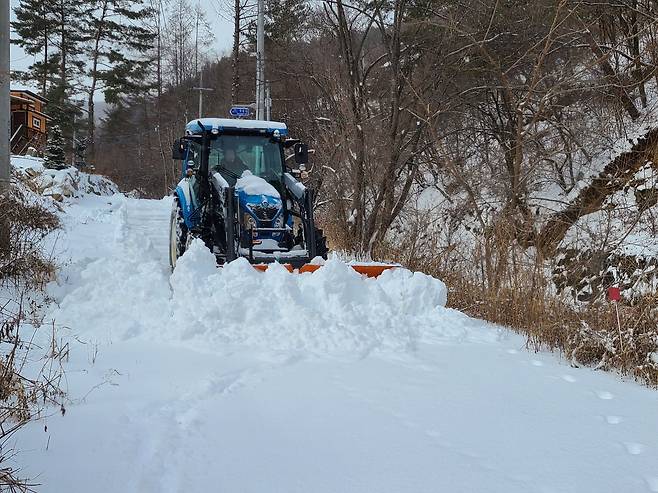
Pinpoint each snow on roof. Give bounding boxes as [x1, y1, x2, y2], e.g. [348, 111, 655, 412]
[186, 118, 288, 135]
[11, 88, 48, 102]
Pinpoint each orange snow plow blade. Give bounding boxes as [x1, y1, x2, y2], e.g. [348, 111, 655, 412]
[251, 263, 396, 278]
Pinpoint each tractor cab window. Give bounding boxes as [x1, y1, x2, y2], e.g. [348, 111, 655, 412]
[209, 134, 283, 185]
[185, 142, 200, 170]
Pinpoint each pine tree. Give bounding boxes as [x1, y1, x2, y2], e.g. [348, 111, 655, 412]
[13, 0, 87, 154]
[11, 0, 58, 95]
[265, 0, 309, 45]
[44, 125, 67, 170]
[82, 0, 156, 163]
[12, 0, 86, 95]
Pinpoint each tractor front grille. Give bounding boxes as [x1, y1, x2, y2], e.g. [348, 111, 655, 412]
[250, 204, 280, 221]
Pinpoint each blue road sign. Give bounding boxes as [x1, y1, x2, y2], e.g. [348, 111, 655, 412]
[230, 106, 251, 117]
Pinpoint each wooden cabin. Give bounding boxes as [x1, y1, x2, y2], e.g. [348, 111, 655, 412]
[10, 89, 50, 154]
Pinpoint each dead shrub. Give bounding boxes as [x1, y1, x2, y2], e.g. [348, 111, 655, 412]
[0, 188, 65, 491]
[426, 253, 658, 386]
[0, 294, 67, 492]
[0, 190, 60, 287]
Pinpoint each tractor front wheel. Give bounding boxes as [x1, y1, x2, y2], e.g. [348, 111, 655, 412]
[169, 196, 188, 270]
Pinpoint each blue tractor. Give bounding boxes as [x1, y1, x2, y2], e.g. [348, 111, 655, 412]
[169, 118, 328, 270]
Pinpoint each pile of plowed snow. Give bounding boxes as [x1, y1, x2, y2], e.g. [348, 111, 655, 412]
[170, 240, 453, 352]
[12, 155, 118, 201]
[48, 197, 497, 355]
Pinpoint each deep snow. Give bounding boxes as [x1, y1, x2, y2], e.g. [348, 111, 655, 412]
[12, 188, 658, 492]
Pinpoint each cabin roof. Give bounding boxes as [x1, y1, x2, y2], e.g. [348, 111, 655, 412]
[185, 118, 288, 135]
[10, 89, 48, 103]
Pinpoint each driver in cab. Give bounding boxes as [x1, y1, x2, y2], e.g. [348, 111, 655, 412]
[220, 147, 248, 178]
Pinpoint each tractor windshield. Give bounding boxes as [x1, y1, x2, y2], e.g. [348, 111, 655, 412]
[209, 134, 283, 185]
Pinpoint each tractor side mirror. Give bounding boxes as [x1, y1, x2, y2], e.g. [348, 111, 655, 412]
[294, 143, 309, 166]
[172, 138, 185, 160]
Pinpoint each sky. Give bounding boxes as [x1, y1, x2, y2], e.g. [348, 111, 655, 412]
[9, 0, 235, 76]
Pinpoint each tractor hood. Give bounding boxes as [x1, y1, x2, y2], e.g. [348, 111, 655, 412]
[236, 171, 283, 223]
[235, 171, 280, 199]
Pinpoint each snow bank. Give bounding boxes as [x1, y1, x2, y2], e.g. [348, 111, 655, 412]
[12, 155, 118, 201]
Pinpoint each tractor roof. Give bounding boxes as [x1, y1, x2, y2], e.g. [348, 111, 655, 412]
[185, 118, 288, 136]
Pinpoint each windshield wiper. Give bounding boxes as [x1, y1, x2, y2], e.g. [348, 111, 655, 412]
[217, 166, 241, 180]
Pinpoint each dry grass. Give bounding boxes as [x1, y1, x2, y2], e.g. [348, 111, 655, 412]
[375, 219, 658, 388]
[0, 189, 65, 491]
[441, 271, 658, 386]
[0, 190, 60, 287]
[0, 295, 67, 492]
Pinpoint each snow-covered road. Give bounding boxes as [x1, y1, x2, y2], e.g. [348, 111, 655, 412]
[16, 193, 658, 493]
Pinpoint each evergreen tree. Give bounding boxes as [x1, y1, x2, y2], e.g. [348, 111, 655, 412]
[45, 83, 84, 156]
[12, 0, 90, 161]
[11, 0, 58, 95]
[43, 125, 67, 170]
[12, 0, 87, 153]
[82, 0, 156, 163]
[12, 0, 86, 94]
[265, 0, 309, 45]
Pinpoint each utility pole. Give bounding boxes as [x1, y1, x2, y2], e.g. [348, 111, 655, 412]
[71, 113, 76, 166]
[192, 69, 213, 118]
[231, 0, 240, 105]
[192, 5, 212, 119]
[255, 0, 265, 120]
[0, 0, 10, 193]
[265, 82, 271, 120]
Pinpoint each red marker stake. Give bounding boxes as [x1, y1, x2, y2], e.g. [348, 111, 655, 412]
[607, 287, 623, 353]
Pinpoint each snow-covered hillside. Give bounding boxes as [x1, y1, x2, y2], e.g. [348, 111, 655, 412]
[11, 161, 658, 492]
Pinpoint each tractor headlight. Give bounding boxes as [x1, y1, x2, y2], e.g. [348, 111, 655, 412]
[274, 214, 284, 228]
[244, 213, 257, 230]
[243, 213, 258, 237]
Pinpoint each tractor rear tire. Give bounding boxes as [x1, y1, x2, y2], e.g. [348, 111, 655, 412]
[169, 196, 188, 270]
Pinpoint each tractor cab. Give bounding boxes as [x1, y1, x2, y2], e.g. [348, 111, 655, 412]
[185, 127, 287, 187]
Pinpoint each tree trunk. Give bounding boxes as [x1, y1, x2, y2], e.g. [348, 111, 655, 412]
[583, 26, 640, 120]
[42, 18, 48, 96]
[59, 0, 66, 87]
[231, 0, 240, 105]
[156, 0, 162, 103]
[86, 0, 109, 164]
[536, 127, 658, 255]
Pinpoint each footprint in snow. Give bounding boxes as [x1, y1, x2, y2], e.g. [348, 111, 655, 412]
[531, 360, 544, 367]
[506, 349, 519, 354]
[595, 390, 614, 400]
[402, 420, 419, 429]
[645, 476, 658, 492]
[508, 472, 532, 483]
[606, 415, 623, 425]
[623, 442, 646, 455]
[561, 374, 576, 383]
[424, 429, 452, 448]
